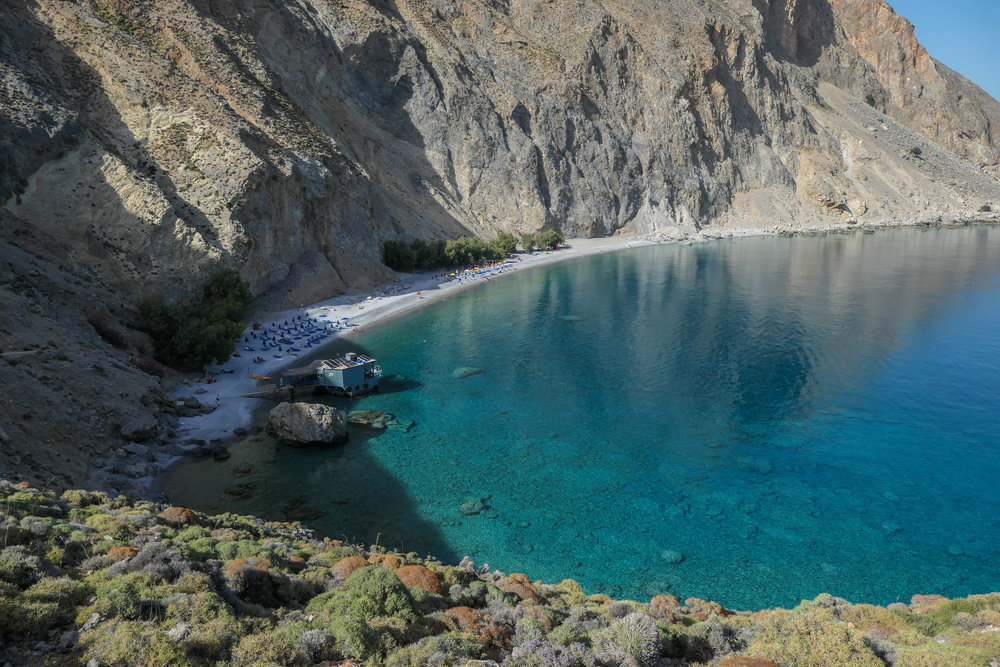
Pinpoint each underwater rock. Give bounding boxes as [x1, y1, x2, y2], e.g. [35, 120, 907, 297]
[882, 522, 903, 534]
[347, 410, 404, 429]
[738, 458, 773, 474]
[268, 401, 348, 445]
[279, 496, 323, 521]
[283, 505, 323, 521]
[558, 314, 584, 322]
[660, 550, 685, 564]
[459, 497, 489, 515]
[451, 366, 485, 379]
[225, 482, 255, 499]
[232, 461, 254, 476]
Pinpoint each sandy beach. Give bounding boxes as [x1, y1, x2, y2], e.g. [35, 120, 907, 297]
[171, 235, 665, 443]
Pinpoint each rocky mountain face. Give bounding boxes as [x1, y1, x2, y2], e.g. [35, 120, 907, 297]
[1, 0, 999, 491]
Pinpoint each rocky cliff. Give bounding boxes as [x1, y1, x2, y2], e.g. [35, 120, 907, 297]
[1, 0, 1000, 490]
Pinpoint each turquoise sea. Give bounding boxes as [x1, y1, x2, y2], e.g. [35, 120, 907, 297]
[160, 226, 1000, 610]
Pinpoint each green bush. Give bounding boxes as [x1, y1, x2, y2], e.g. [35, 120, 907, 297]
[330, 614, 380, 660]
[384, 631, 484, 666]
[344, 566, 419, 622]
[229, 629, 310, 666]
[80, 619, 188, 667]
[137, 266, 252, 371]
[591, 613, 661, 667]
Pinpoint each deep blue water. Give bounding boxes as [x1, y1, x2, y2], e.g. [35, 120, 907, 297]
[161, 226, 1000, 609]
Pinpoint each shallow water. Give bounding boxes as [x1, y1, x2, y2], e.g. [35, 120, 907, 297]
[160, 226, 1000, 609]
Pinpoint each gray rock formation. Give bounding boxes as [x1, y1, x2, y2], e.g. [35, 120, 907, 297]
[268, 402, 348, 446]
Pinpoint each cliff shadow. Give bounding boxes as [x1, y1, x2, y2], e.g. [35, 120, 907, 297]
[10, 2, 242, 303]
[159, 417, 458, 562]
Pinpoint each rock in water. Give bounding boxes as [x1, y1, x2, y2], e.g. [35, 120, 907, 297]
[268, 402, 348, 445]
[660, 550, 685, 564]
[452, 367, 485, 379]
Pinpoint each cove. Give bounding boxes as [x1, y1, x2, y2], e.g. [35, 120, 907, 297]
[159, 225, 1000, 610]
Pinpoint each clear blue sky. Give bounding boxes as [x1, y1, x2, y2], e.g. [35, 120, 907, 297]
[887, 1, 1000, 102]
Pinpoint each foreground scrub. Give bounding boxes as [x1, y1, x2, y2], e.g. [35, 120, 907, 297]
[3, 479, 1000, 666]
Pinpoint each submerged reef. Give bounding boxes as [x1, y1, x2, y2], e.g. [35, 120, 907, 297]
[1, 479, 998, 666]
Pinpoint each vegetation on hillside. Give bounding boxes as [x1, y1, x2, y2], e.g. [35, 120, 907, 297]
[136, 267, 252, 372]
[1, 479, 998, 666]
[382, 232, 564, 272]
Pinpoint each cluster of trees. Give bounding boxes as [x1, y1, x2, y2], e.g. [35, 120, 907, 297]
[382, 231, 565, 272]
[137, 266, 252, 372]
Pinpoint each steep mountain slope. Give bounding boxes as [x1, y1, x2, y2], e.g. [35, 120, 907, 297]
[1, 0, 999, 490]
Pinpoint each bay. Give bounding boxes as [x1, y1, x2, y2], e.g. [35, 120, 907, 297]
[160, 226, 1000, 609]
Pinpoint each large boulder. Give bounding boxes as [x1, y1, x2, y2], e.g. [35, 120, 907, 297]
[268, 402, 348, 445]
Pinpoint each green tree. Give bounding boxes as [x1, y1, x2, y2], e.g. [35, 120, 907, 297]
[137, 266, 252, 371]
[536, 230, 565, 250]
[490, 232, 518, 257]
[520, 233, 535, 253]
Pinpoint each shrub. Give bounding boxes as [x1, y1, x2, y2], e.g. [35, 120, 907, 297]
[330, 614, 379, 660]
[106, 542, 192, 583]
[514, 615, 548, 646]
[165, 591, 233, 623]
[137, 266, 252, 371]
[591, 613, 661, 667]
[344, 566, 419, 622]
[505, 639, 597, 666]
[297, 627, 337, 663]
[80, 619, 188, 667]
[746, 608, 884, 666]
[0, 547, 43, 588]
[229, 629, 309, 666]
[909, 146, 922, 158]
[385, 631, 484, 666]
[61, 489, 108, 507]
[520, 233, 536, 253]
[865, 93, 876, 107]
[688, 618, 750, 659]
[0, 576, 92, 641]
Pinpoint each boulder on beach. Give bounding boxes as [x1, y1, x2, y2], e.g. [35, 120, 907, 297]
[268, 402, 348, 445]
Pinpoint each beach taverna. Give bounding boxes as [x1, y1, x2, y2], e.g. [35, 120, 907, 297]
[278, 353, 382, 396]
